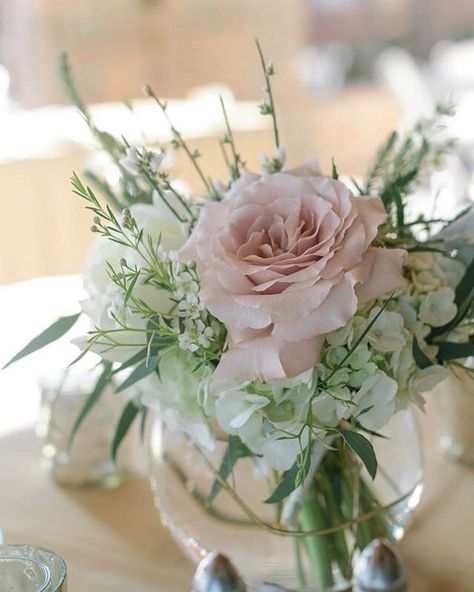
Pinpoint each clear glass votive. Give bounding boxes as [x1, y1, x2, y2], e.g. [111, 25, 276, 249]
[0, 545, 67, 591]
[434, 365, 474, 466]
[38, 368, 126, 489]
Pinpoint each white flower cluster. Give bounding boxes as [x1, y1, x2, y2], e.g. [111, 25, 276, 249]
[119, 146, 165, 176]
[406, 252, 469, 341]
[260, 146, 286, 174]
[162, 253, 221, 354]
[145, 251, 467, 471]
[79, 146, 469, 475]
[140, 348, 215, 449]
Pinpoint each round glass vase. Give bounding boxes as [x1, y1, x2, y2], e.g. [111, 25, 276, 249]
[433, 366, 474, 466]
[148, 408, 423, 592]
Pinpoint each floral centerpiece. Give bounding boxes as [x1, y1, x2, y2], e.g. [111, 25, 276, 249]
[7, 45, 473, 591]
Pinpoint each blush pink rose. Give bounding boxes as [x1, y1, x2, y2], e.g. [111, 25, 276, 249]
[180, 162, 406, 382]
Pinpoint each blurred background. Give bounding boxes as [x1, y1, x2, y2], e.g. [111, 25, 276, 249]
[1, 0, 474, 283]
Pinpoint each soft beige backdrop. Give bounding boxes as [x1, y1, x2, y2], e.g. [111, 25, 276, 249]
[0, 88, 399, 284]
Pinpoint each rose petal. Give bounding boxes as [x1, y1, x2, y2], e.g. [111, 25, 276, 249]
[272, 274, 358, 341]
[213, 333, 324, 382]
[353, 247, 407, 305]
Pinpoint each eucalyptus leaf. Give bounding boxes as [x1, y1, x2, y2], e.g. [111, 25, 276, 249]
[454, 256, 474, 308]
[115, 355, 159, 393]
[338, 429, 377, 479]
[3, 313, 81, 369]
[208, 436, 253, 504]
[437, 341, 474, 361]
[68, 361, 112, 448]
[264, 449, 311, 505]
[413, 336, 433, 369]
[111, 400, 140, 461]
[111, 348, 148, 375]
[140, 408, 149, 443]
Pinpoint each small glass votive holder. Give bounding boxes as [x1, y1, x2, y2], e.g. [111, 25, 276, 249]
[434, 364, 474, 466]
[38, 368, 126, 489]
[0, 544, 67, 591]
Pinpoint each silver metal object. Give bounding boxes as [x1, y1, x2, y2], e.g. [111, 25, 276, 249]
[353, 539, 408, 591]
[0, 544, 67, 591]
[192, 551, 246, 592]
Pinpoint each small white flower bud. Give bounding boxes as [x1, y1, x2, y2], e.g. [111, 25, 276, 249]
[149, 151, 165, 173]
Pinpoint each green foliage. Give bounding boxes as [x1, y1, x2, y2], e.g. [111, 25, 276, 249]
[3, 313, 81, 369]
[59, 52, 152, 209]
[454, 255, 474, 311]
[437, 341, 474, 361]
[207, 436, 254, 504]
[321, 295, 394, 386]
[68, 361, 113, 448]
[363, 104, 455, 233]
[115, 355, 159, 393]
[412, 336, 434, 369]
[111, 400, 140, 461]
[428, 257, 474, 359]
[337, 429, 377, 479]
[112, 348, 149, 375]
[143, 84, 217, 199]
[255, 39, 280, 152]
[219, 96, 244, 181]
[264, 446, 312, 504]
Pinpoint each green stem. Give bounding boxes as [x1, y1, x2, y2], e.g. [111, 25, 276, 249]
[255, 39, 280, 149]
[319, 471, 351, 580]
[299, 480, 335, 590]
[293, 537, 307, 590]
[359, 479, 393, 543]
[219, 95, 240, 179]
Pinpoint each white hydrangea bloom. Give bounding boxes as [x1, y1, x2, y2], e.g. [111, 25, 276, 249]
[326, 322, 353, 347]
[348, 371, 398, 431]
[412, 270, 441, 292]
[410, 365, 449, 393]
[406, 252, 434, 272]
[215, 378, 312, 471]
[419, 287, 457, 327]
[311, 392, 340, 426]
[348, 363, 378, 388]
[140, 349, 214, 450]
[368, 308, 407, 352]
[394, 295, 418, 331]
[431, 254, 465, 288]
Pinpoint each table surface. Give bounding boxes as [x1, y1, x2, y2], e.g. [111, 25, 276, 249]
[1, 403, 473, 591]
[0, 278, 473, 591]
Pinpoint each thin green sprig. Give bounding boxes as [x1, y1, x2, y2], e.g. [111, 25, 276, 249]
[219, 95, 243, 180]
[363, 103, 455, 233]
[255, 39, 280, 150]
[143, 84, 216, 198]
